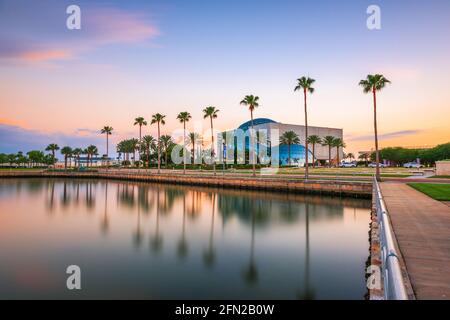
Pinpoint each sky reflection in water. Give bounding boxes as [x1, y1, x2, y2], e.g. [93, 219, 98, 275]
[0, 179, 371, 299]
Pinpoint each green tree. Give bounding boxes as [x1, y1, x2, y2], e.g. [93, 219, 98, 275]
[160, 135, 174, 168]
[295, 76, 315, 179]
[280, 131, 300, 165]
[346, 152, 355, 162]
[45, 143, 59, 163]
[100, 126, 113, 160]
[142, 135, 156, 168]
[359, 74, 391, 181]
[321, 136, 335, 167]
[134, 117, 147, 166]
[203, 106, 220, 174]
[151, 113, 166, 173]
[177, 112, 192, 174]
[72, 148, 83, 168]
[86, 145, 98, 167]
[189, 132, 201, 166]
[332, 138, 346, 165]
[307, 135, 322, 168]
[60, 146, 73, 170]
[240, 95, 260, 177]
[27, 150, 45, 167]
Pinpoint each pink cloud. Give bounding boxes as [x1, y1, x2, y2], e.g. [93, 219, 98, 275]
[0, 7, 160, 64]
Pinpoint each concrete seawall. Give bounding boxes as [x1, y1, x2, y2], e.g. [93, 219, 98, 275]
[0, 170, 372, 198]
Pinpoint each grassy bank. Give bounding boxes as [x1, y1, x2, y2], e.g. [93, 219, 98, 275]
[407, 183, 450, 201]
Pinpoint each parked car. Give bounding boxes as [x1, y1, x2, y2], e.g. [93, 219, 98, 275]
[340, 162, 357, 168]
[403, 162, 424, 168]
[368, 162, 386, 168]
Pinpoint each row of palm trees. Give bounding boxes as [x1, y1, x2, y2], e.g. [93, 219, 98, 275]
[98, 74, 389, 181]
[45, 144, 99, 169]
[280, 131, 346, 167]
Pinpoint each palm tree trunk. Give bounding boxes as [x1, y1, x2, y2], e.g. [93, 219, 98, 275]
[312, 143, 315, 168]
[157, 122, 161, 174]
[373, 88, 381, 181]
[288, 143, 291, 165]
[328, 146, 331, 168]
[183, 123, 186, 174]
[250, 109, 255, 177]
[304, 89, 309, 179]
[138, 125, 142, 167]
[210, 116, 216, 175]
[64, 156, 67, 170]
[336, 147, 340, 165]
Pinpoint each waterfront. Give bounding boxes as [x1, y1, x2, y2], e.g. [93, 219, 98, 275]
[0, 179, 371, 299]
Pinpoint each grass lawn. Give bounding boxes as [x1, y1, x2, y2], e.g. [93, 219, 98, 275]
[407, 183, 450, 201]
[430, 175, 450, 179]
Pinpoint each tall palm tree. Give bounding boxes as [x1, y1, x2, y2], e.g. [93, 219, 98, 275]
[60, 146, 72, 170]
[177, 112, 192, 174]
[134, 117, 147, 166]
[151, 113, 166, 173]
[142, 135, 156, 168]
[100, 126, 113, 162]
[294, 77, 315, 179]
[240, 95, 260, 177]
[160, 135, 173, 168]
[189, 132, 201, 166]
[321, 136, 335, 168]
[307, 135, 322, 168]
[279, 131, 300, 165]
[332, 138, 346, 165]
[359, 74, 391, 181]
[129, 138, 139, 165]
[45, 143, 60, 162]
[203, 106, 220, 175]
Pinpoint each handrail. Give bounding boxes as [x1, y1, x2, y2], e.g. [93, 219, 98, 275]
[373, 176, 408, 300]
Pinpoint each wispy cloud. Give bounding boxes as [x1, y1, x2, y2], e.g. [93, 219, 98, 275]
[348, 130, 423, 142]
[0, 4, 160, 64]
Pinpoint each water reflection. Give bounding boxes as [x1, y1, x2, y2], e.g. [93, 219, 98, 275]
[0, 179, 371, 299]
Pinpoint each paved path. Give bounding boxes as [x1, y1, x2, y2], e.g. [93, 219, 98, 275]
[380, 182, 450, 299]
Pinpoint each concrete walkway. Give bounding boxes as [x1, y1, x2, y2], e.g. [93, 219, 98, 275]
[380, 182, 450, 299]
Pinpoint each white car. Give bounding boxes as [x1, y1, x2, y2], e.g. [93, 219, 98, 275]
[403, 162, 423, 168]
[368, 162, 386, 168]
[340, 162, 357, 168]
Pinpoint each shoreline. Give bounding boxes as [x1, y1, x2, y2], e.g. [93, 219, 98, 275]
[0, 170, 372, 198]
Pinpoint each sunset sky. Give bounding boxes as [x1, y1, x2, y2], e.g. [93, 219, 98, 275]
[1, 0, 449, 157]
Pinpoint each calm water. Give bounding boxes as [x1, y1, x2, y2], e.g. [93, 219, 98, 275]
[0, 179, 371, 299]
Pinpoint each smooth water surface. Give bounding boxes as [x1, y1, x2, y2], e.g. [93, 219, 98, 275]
[0, 179, 371, 299]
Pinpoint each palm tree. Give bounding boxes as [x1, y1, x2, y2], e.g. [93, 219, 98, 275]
[359, 74, 391, 181]
[280, 131, 300, 165]
[86, 145, 98, 167]
[189, 132, 201, 166]
[134, 117, 147, 166]
[307, 135, 322, 168]
[294, 77, 315, 179]
[142, 135, 156, 168]
[72, 148, 83, 168]
[45, 143, 59, 162]
[346, 152, 355, 162]
[129, 138, 139, 165]
[203, 106, 220, 175]
[332, 138, 346, 165]
[100, 126, 113, 163]
[177, 112, 192, 174]
[240, 95, 260, 177]
[160, 135, 173, 168]
[321, 136, 335, 167]
[151, 113, 166, 173]
[359, 152, 370, 167]
[60, 146, 72, 170]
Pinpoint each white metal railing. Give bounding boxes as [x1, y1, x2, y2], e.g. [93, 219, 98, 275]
[373, 176, 408, 300]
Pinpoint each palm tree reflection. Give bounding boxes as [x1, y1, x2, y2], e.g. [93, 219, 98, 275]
[177, 193, 188, 259]
[298, 203, 315, 300]
[150, 188, 163, 254]
[242, 208, 258, 285]
[203, 193, 216, 267]
[100, 182, 109, 234]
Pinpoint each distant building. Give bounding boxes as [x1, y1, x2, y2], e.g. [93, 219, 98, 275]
[222, 118, 343, 166]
